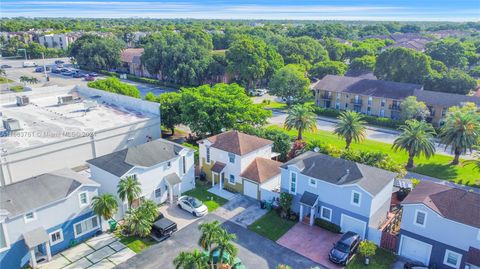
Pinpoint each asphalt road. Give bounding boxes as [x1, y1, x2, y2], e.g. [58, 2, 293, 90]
[115, 213, 321, 269]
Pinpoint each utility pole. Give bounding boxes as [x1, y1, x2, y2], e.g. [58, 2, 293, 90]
[41, 52, 49, 81]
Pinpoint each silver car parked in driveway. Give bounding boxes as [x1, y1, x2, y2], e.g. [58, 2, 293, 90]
[177, 196, 208, 217]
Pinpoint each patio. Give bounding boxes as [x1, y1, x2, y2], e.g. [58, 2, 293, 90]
[208, 185, 237, 200]
[39, 233, 135, 269]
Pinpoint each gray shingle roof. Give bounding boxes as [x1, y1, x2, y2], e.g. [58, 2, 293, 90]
[281, 151, 396, 196]
[300, 191, 319, 207]
[0, 168, 99, 217]
[313, 75, 422, 100]
[87, 139, 192, 177]
[23, 227, 49, 248]
[414, 89, 480, 107]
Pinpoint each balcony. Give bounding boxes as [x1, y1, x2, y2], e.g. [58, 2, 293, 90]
[318, 93, 332, 100]
[389, 104, 401, 111]
[350, 99, 363, 106]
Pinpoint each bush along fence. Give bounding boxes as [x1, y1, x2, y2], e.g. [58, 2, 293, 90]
[312, 107, 403, 129]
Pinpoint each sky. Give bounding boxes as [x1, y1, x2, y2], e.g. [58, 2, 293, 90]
[1, 0, 479, 21]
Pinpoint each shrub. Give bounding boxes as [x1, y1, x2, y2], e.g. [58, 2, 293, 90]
[238, 125, 291, 161]
[312, 107, 402, 129]
[359, 240, 377, 257]
[88, 77, 141, 98]
[279, 192, 293, 218]
[10, 85, 24, 92]
[314, 218, 341, 233]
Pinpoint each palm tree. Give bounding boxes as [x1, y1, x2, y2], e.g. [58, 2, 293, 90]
[213, 229, 238, 267]
[19, 76, 30, 85]
[284, 104, 317, 140]
[439, 106, 480, 165]
[465, 147, 480, 171]
[137, 199, 159, 222]
[124, 208, 152, 237]
[91, 193, 119, 222]
[198, 221, 222, 269]
[392, 120, 436, 169]
[173, 249, 209, 269]
[117, 175, 142, 209]
[334, 111, 367, 150]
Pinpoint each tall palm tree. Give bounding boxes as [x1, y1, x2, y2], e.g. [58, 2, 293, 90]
[198, 221, 222, 269]
[334, 111, 367, 150]
[213, 229, 238, 267]
[173, 250, 209, 269]
[439, 107, 480, 165]
[137, 199, 159, 222]
[392, 120, 436, 169]
[117, 175, 142, 209]
[91, 194, 119, 222]
[284, 104, 316, 140]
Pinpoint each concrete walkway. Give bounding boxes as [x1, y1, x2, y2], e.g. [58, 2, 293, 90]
[39, 233, 135, 269]
[208, 186, 237, 200]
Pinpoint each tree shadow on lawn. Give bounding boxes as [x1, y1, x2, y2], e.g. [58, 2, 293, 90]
[413, 163, 458, 181]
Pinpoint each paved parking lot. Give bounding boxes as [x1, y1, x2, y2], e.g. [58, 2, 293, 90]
[277, 223, 343, 269]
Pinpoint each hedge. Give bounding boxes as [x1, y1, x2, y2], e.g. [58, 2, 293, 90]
[313, 107, 402, 129]
[314, 218, 342, 233]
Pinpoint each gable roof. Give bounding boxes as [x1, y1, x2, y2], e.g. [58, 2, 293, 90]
[281, 151, 396, 196]
[0, 168, 99, 217]
[205, 131, 273, 156]
[87, 139, 192, 177]
[313, 75, 423, 100]
[121, 48, 144, 63]
[402, 181, 480, 228]
[240, 157, 281, 184]
[414, 89, 480, 107]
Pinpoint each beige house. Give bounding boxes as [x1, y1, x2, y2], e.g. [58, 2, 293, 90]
[313, 75, 480, 126]
[198, 131, 281, 200]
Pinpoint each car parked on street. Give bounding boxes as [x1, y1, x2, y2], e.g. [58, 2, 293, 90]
[62, 71, 74, 76]
[1, 64, 12, 68]
[73, 72, 85, 78]
[88, 72, 99, 77]
[54, 60, 65, 64]
[404, 261, 428, 269]
[328, 231, 360, 265]
[177, 196, 208, 217]
[151, 213, 177, 242]
[35, 66, 50, 72]
[51, 68, 61, 74]
[85, 75, 95, 81]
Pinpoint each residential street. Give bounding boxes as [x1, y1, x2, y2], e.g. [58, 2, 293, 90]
[115, 201, 322, 269]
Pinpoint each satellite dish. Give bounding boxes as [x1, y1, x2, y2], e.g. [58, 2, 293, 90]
[313, 147, 320, 152]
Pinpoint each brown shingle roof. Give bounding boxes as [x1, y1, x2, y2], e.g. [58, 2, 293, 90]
[414, 89, 480, 107]
[313, 75, 422, 100]
[121, 48, 144, 63]
[467, 247, 480, 266]
[206, 131, 272, 156]
[211, 161, 226, 173]
[402, 181, 480, 228]
[240, 157, 281, 184]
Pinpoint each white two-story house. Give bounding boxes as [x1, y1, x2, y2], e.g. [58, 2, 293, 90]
[87, 139, 195, 219]
[198, 131, 282, 200]
[0, 168, 101, 269]
[398, 181, 480, 269]
[280, 151, 396, 240]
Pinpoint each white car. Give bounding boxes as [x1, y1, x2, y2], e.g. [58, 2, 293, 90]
[177, 196, 208, 217]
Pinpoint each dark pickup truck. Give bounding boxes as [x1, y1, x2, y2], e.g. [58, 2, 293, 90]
[151, 213, 177, 242]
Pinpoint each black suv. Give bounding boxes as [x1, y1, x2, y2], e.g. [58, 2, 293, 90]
[329, 231, 360, 265]
[151, 213, 177, 242]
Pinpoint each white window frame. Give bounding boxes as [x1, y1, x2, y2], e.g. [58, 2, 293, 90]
[308, 178, 317, 188]
[78, 191, 89, 207]
[154, 187, 162, 198]
[24, 211, 37, 223]
[443, 249, 462, 269]
[228, 153, 235, 163]
[49, 229, 64, 246]
[73, 216, 100, 238]
[289, 172, 297, 194]
[351, 191, 361, 206]
[414, 209, 427, 228]
[0, 222, 10, 252]
[229, 174, 236, 184]
[320, 206, 332, 221]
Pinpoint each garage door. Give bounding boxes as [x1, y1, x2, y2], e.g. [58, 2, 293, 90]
[399, 235, 432, 265]
[243, 180, 258, 199]
[340, 214, 366, 238]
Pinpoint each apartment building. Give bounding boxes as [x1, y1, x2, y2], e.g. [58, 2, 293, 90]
[38, 33, 80, 50]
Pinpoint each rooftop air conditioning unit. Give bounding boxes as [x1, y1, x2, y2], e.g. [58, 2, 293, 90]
[16, 95, 29, 106]
[3, 118, 22, 131]
[58, 95, 74, 105]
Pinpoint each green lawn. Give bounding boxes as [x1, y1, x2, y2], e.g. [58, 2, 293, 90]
[114, 231, 156, 253]
[347, 248, 396, 269]
[267, 126, 480, 187]
[262, 100, 288, 110]
[183, 181, 228, 212]
[247, 211, 296, 241]
[0, 77, 13, 84]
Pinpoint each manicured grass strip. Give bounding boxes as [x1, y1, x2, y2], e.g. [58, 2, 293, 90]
[183, 181, 227, 212]
[248, 211, 296, 241]
[115, 231, 156, 253]
[0, 77, 13, 84]
[267, 126, 480, 187]
[262, 101, 288, 110]
[347, 247, 396, 269]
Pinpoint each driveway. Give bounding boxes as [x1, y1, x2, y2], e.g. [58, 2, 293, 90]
[213, 195, 268, 228]
[158, 203, 198, 231]
[277, 223, 343, 269]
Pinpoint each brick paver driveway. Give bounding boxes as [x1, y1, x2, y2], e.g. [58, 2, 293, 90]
[277, 222, 343, 269]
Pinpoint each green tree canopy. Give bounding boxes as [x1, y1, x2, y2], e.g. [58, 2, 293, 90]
[426, 39, 469, 69]
[158, 92, 182, 135]
[374, 47, 432, 84]
[392, 120, 436, 168]
[69, 34, 124, 70]
[275, 36, 329, 67]
[179, 83, 271, 136]
[349, 55, 377, 72]
[424, 69, 477, 95]
[309, 61, 347, 80]
[268, 64, 311, 104]
[399, 96, 430, 122]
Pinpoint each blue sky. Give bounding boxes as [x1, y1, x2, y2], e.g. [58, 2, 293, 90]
[1, 0, 479, 21]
